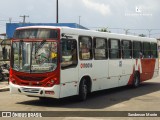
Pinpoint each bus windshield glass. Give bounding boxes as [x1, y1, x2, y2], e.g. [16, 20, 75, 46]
[12, 41, 58, 73]
[14, 28, 58, 39]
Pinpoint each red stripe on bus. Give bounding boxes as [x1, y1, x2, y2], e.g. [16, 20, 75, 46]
[127, 59, 156, 85]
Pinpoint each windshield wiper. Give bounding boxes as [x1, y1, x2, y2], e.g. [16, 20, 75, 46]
[35, 40, 46, 54]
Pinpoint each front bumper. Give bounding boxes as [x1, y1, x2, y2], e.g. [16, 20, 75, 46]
[9, 82, 60, 99]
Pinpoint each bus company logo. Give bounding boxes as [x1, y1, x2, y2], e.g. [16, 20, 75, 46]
[135, 6, 142, 13]
[80, 63, 92, 68]
[125, 6, 152, 16]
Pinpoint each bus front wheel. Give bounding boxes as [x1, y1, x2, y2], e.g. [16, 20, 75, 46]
[79, 79, 88, 101]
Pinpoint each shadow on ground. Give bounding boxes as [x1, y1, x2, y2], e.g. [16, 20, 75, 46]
[17, 82, 160, 109]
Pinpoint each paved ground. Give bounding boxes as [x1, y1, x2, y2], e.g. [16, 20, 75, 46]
[0, 80, 9, 92]
[0, 74, 160, 120]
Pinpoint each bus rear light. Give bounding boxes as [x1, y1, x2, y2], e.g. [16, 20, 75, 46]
[45, 91, 54, 95]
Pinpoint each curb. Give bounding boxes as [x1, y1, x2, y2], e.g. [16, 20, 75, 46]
[0, 86, 9, 92]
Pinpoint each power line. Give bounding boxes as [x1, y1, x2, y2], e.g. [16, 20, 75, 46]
[0, 20, 9, 22]
[150, 33, 160, 35]
[88, 26, 160, 30]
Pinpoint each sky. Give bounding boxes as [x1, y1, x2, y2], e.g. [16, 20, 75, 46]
[0, 0, 160, 38]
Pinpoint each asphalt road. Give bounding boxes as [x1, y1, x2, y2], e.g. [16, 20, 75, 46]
[0, 75, 160, 120]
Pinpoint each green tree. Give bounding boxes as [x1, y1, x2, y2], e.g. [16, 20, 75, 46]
[97, 28, 111, 33]
[139, 34, 146, 37]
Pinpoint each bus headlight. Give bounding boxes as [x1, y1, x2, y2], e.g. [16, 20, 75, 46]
[51, 79, 55, 84]
[47, 83, 51, 87]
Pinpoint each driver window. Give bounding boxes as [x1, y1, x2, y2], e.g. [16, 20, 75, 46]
[61, 39, 78, 68]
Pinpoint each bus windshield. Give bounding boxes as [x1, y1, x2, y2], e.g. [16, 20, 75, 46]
[12, 41, 58, 73]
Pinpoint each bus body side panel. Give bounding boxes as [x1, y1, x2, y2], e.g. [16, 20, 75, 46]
[108, 60, 120, 88]
[140, 59, 158, 81]
[127, 58, 158, 85]
[60, 67, 79, 98]
[90, 60, 109, 91]
[119, 59, 133, 87]
[152, 59, 159, 79]
[78, 61, 93, 90]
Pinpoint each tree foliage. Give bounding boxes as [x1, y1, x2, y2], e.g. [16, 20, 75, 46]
[139, 34, 146, 37]
[97, 28, 111, 33]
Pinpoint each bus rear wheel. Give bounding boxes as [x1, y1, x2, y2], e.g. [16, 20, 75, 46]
[132, 72, 140, 88]
[79, 79, 88, 101]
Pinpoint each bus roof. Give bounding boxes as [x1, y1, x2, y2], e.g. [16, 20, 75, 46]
[16, 26, 157, 43]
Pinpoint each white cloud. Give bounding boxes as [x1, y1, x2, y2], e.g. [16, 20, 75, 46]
[82, 0, 111, 16]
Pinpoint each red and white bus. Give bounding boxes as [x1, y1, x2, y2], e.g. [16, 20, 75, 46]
[10, 26, 159, 101]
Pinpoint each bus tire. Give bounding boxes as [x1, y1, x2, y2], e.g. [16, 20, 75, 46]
[79, 79, 88, 101]
[132, 72, 140, 88]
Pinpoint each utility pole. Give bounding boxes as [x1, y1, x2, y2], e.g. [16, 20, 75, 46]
[79, 16, 81, 25]
[20, 15, 29, 23]
[124, 29, 130, 35]
[9, 17, 12, 23]
[79, 16, 81, 28]
[147, 29, 152, 38]
[56, 0, 59, 23]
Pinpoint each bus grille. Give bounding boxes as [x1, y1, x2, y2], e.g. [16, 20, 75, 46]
[16, 75, 46, 81]
[21, 87, 40, 93]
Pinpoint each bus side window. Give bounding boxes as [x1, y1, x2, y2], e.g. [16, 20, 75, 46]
[61, 39, 78, 68]
[133, 41, 142, 59]
[121, 40, 132, 59]
[94, 37, 108, 60]
[143, 42, 151, 58]
[151, 43, 158, 58]
[109, 39, 121, 59]
[79, 36, 92, 60]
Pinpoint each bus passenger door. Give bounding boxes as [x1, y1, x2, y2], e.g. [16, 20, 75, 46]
[119, 40, 133, 86]
[108, 60, 122, 88]
[60, 38, 79, 98]
[91, 38, 109, 91]
[108, 39, 121, 88]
